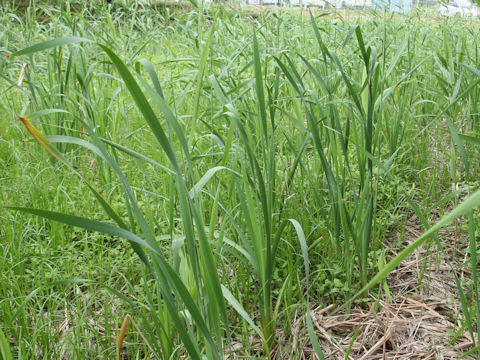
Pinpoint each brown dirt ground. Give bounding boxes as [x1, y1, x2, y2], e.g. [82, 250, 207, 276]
[285, 212, 478, 360]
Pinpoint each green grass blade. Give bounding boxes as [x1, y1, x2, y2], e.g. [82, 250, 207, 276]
[445, 116, 469, 176]
[18, 116, 127, 230]
[459, 133, 480, 146]
[11, 288, 41, 323]
[189, 166, 240, 199]
[289, 219, 325, 360]
[385, 34, 409, 78]
[135, 58, 164, 98]
[353, 188, 480, 302]
[7, 207, 216, 359]
[7, 207, 161, 257]
[46, 135, 108, 161]
[461, 63, 480, 78]
[99, 44, 181, 173]
[0, 328, 13, 360]
[253, 34, 268, 145]
[9, 37, 91, 57]
[136, 75, 192, 169]
[221, 285, 265, 342]
[191, 19, 215, 139]
[46, 135, 174, 174]
[25, 109, 69, 119]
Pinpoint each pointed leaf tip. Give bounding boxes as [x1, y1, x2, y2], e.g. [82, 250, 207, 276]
[10, 37, 91, 57]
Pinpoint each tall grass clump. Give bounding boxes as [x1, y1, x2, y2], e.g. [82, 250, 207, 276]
[273, 14, 417, 304]
[9, 36, 232, 359]
[3, 2, 480, 358]
[5, 16, 298, 358]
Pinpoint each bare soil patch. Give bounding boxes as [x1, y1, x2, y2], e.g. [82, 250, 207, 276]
[293, 212, 477, 359]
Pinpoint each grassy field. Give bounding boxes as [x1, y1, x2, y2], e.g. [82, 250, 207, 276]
[1, 1, 480, 359]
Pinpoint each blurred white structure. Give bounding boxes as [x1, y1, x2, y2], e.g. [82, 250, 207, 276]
[245, 0, 372, 6]
[327, 0, 371, 7]
[290, 0, 326, 7]
[247, 0, 326, 5]
[438, 0, 479, 17]
[246, 0, 278, 4]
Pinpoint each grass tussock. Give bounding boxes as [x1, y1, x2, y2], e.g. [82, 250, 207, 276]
[1, 1, 480, 359]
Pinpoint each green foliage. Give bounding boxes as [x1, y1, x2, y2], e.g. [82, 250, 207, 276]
[1, 1, 480, 358]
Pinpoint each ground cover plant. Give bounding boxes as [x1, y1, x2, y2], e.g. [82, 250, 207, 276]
[1, 0, 480, 358]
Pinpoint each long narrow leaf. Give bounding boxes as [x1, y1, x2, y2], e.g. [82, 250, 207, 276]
[353, 188, 480, 302]
[9, 37, 90, 57]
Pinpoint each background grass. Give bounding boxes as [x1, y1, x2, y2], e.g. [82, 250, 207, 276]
[1, 1, 480, 358]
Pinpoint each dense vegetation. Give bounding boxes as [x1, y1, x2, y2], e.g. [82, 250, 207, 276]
[1, 1, 480, 358]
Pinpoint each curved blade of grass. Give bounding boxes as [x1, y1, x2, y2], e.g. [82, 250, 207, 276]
[189, 166, 240, 199]
[352, 188, 480, 303]
[135, 58, 164, 98]
[445, 116, 469, 176]
[460, 344, 480, 359]
[289, 219, 325, 360]
[6, 207, 162, 256]
[253, 34, 268, 145]
[458, 133, 480, 146]
[25, 109, 69, 119]
[221, 285, 264, 342]
[7, 206, 213, 359]
[222, 238, 254, 266]
[355, 26, 369, 68]
[191, 19, 215, 139]
[101, 138, 174, 174]
[46, 135, 108, 161]
[0, 328, 13, 360]
[9, 37, 91, 57]
[385, 34, 409, 79]
[461, 63, 480, 78]
[46, 135, 173, 174]
[11, 288, 40, 323]
[135, 70, 192, 172]
[102, 43, 228, 353]
[99, 44, 181, 173]
[18, 117, 127, 230]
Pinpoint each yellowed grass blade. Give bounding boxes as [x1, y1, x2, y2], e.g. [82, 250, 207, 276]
[18, 115, 126, 226]
[117, 314, 153, 360]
